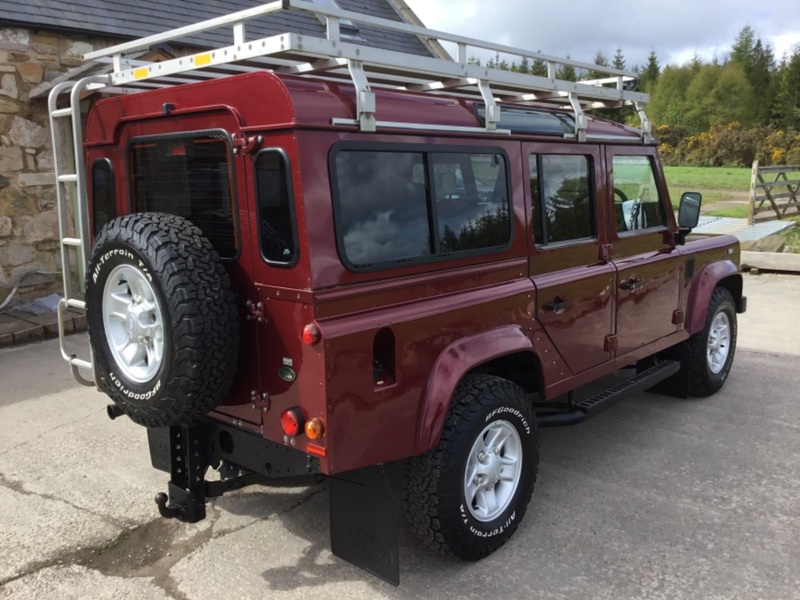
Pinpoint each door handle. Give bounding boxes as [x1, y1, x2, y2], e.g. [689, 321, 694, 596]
[620, 278, 642, 291]
[544, 298, 570, 312]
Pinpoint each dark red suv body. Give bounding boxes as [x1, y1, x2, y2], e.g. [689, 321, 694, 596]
[79, 69, 745, 583]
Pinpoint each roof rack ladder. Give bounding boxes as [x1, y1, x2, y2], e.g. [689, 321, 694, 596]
[47, 76, 107, 387]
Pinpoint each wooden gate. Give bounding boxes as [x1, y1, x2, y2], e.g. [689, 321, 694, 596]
[748, 162, 800, 225]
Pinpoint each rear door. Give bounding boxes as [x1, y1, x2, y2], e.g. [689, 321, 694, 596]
[525, 143, 615, 374]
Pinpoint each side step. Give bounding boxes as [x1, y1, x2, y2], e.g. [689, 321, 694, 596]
[538, 360, 681, 427]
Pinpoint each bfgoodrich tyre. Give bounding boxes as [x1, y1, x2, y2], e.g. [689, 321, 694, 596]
[688, 286, 737, 397]
[86, 213, 239, 427]
[405, 374, 538, 560]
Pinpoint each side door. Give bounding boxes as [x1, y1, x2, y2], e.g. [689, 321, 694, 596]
[525, 144, 615, 375]
[606, 148, 682, 356]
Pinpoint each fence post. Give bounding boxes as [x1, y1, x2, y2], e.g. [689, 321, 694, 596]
[747, 160, 758, 226]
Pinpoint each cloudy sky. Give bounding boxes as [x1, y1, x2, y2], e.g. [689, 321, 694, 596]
[403, 0, 800, 71]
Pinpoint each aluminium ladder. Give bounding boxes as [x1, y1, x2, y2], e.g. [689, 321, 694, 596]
[49, 0, 653, 386]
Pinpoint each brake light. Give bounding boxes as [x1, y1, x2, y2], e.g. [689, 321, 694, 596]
[302, 323, 321, 345]
[280, 407, 304, 437]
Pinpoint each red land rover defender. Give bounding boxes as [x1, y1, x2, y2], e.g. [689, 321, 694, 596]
[50, 1, 746, 585]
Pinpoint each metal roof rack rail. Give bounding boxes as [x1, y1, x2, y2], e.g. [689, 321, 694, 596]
[76, 0, 651, 142]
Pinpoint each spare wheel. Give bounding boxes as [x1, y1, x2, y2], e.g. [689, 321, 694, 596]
[85, 213, 240, 427]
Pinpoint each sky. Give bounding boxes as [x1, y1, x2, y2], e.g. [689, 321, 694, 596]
[403, 0, 800, 72]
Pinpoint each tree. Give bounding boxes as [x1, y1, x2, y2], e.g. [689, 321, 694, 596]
[557, 56, 577, 82]
[640, 50, 660, 92]
[773, 48, 800, 129]
[585, 50, 609, 79]
[515, 56, 530, 74]
[730, 25, 756, 73]
[531, 55, 548, 77]
[612, 47, 626, 71]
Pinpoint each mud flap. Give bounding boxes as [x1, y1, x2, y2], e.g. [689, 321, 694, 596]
[329, 463, 402, 586]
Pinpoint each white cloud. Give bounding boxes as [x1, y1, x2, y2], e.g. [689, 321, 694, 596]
[405, 0, 800, 69]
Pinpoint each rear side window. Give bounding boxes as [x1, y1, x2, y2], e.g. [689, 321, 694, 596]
[254, 150, 297, 265]
[91, 159, 115, 236]
[529, 154, 594, 245]
[129, 133, 237, 258]
[333, 147, 510, 270]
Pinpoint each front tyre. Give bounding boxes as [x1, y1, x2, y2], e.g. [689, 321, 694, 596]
[688, 286, 737, 397]
[405, 375, 538, 560]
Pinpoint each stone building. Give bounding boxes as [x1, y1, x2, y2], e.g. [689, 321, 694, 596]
[0, 0, 440, 305]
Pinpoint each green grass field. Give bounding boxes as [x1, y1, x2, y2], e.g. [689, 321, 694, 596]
[662, 166, 751, 216]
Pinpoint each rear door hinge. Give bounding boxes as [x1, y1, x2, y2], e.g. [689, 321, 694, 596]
[245, 300, 266, 323]
[250, 389, 270, 411]
[232, 133, 263, 155]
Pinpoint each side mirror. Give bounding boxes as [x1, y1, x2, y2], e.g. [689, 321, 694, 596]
[678, 192, 702, 229]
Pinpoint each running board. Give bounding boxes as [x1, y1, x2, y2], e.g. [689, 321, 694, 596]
[538, 360, 681, 427]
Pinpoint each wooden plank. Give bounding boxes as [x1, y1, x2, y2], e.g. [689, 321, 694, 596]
[755, 179, 800, 188]
[748, 160, 758, 225]
[757, 165, 800, 173]
[740, 251, 800, 273]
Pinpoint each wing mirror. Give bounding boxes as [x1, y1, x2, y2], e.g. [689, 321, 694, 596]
[678, 192, 702, 229]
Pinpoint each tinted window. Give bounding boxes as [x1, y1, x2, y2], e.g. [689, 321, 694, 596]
[612, 155, 667, 232]
[335, 151, 430, 266]
[432, 153, 509, 253]
[129, 134, 236, 258]
[333, 148, 511, 269]
[530, 154, 594, 245]
[92, 159, 115, 236]
[255, 151, 296, 264]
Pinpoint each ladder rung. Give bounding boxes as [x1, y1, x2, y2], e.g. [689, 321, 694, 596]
[52, 108, 73, 118]
[66, 299, 86, 310]
[62, 237, 82, 247]
[69, 357, 93, 370]
[58, 174, 78, 183]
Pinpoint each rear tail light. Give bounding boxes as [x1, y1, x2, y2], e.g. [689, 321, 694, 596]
[280, 407, 304, 437]
[302, 323, 321, 345]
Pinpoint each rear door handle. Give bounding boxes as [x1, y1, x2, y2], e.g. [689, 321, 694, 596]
[544, 298, 570, 312]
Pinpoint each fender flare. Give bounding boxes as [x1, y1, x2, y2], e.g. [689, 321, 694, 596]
[685, 259, 743, 335]
[414, 325, 536, 455]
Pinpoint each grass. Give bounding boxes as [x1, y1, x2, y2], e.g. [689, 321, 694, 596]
[662, 165, 751, 207]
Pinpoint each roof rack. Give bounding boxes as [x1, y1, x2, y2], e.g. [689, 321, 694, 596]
[79, 0, 651, 143]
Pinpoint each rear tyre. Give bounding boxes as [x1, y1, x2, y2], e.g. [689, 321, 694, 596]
[688, 287, 737, 397]
[405, 375, 538, 560]
[86, 213, 239, 427]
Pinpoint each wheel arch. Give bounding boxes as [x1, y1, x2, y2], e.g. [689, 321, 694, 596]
[685, 259, 743, 335]
[414, 325, 542, 455]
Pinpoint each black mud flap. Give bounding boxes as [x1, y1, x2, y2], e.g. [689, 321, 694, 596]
[330, 464, 402, 586]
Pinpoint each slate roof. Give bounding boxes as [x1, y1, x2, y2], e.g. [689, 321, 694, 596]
[0, 0, 434, 57]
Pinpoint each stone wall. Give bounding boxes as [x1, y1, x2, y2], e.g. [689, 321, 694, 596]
[0, 27, 116, 304]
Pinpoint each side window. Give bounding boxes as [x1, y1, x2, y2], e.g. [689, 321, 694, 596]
[91, 159, 115, 236]
[529, 154, 594, 245]
[612, 155, 667, 232]
[333, 148, 511, 269]
[129, 133, 237, 258]
[254, 150, 297, 265]
[335, 151, 430, 266]
[432, 153, 509, 253]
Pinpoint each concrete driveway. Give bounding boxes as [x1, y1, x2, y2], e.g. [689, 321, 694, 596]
[1, 273, 798, 599]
